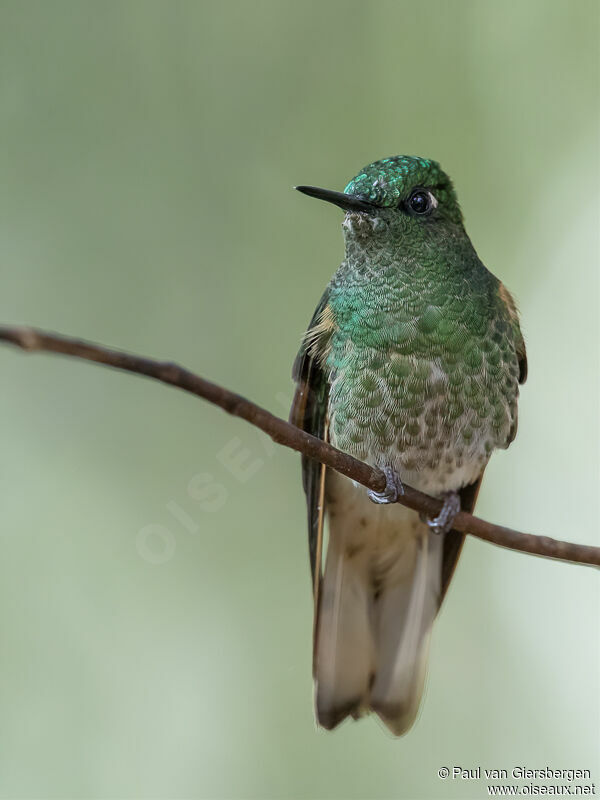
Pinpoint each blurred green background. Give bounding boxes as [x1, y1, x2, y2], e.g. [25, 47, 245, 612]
[0, 1, 598, 797]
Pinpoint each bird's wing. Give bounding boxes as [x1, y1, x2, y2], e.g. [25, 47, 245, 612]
[440, 476, 483, 602]
[290, 291, 334, 600]
[497, 281, 527, 384]
[497, 281, 528, 446]
[517, 343, 527, 386]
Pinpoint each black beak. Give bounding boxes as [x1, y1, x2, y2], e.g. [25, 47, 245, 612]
[294, 185, 374, 213]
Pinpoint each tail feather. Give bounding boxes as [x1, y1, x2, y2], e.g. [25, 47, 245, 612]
[314, 536, 374, 727]
[313, 476, 445, 735]
[370, 531, 443, 735]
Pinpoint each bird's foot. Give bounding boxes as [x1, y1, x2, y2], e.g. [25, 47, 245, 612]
[422, 491, 461, 535]
[368, 466, 404, 505]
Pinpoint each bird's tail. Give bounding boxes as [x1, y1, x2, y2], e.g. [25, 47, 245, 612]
[313, 507, 444, 735]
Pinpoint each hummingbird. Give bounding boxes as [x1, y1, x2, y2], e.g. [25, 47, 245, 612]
[290, 155, 526, 736]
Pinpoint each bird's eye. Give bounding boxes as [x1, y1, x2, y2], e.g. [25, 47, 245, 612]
[407, 189, 435, 216]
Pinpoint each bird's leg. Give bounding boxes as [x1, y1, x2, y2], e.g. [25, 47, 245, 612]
[368, 466, 404, 505]
[422, 490, 461, 535]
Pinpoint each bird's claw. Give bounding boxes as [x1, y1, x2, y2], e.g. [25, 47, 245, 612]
[368, 466, 404, 505]
[422, 491, 461, 535]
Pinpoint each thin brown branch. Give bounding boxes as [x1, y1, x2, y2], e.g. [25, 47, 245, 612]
[0, 324, 598, 568]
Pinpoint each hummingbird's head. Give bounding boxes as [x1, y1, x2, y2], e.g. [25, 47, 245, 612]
[296, 155, 464, 245]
